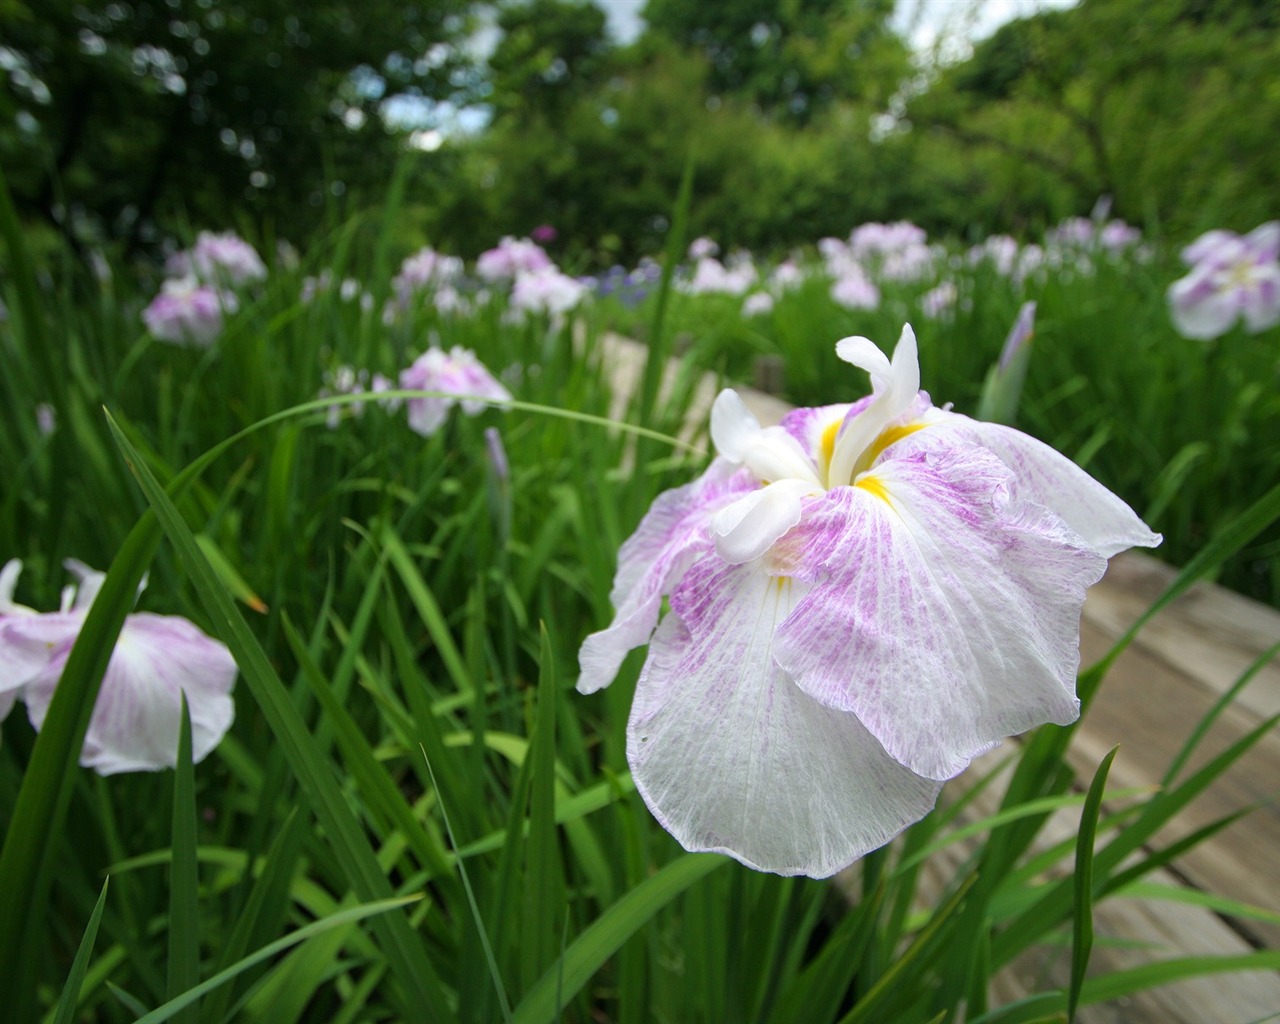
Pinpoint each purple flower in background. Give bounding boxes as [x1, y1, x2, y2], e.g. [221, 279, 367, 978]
[0, 559, 237, 774]
[577, 324, 1159, 877]
[920, 280, 958, 319]
[167, 231, 267, 286]
[530, 224, 557, 244]
[1167, 222, 1280, 340]
[830, 272, 880, 311]
[688, 236, 720, 261]
[399, 346, 512, 436]
[476, 236, 553, 282]
[142, 276, 235, 346]
[391, 247, 465, 310]
[683, 256, 757, 296]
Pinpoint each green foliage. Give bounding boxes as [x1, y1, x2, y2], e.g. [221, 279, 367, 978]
[0, 0, 475, 250]
[909, 0, 1280, 237]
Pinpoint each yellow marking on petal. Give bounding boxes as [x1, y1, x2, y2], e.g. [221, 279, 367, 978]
[819, 417, 842, 471]
[856, 475, 892, 504]
[864, 422, 925, 467]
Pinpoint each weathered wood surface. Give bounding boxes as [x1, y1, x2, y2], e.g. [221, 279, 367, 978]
[603, 335, 1280, 1020]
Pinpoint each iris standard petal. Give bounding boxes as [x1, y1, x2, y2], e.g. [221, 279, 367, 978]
[628, 555, 942, 877]
[23, 613, 236, 775]
[774, 446, 1104, 782]
[938, 417, 1162, 557]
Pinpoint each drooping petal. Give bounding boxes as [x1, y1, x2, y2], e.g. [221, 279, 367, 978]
[1167, 273, 1238, 340]
[774, 446, 1104, 782]
[933, 415, 1162, 557]
[23, 613, 237, 775]
[628, 555, 942, 877]
[0, 612, 80, 684]
[576, 461, 752, 694]
[1241, 263, 1280, 334]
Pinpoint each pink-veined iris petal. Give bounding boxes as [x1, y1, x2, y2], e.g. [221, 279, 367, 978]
[774, 445, 1104, 782]
[935, 417, 1161, 558]
[628, 555, 942, 877]
[21, 613, 237, 775]
[576, 461, 752, 694]
[1241, 262, 1280, 333]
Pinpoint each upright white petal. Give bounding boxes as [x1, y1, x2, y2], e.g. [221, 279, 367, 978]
[828, 325, 921, 487]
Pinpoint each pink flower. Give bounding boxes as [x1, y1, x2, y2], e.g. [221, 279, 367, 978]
[830, 273, 880, 311]
[476, 236, 553, 282]
[142, 276, 235, 346]
[167, 231, 267, 286]
[0, 559, 237, 774]
[399, 346, 512, 436]
[577, 325, 1159, 877]
[1167, 222, 1280, 340]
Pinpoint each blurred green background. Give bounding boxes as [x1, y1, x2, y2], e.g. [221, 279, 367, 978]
[4, 0, 1277, 267]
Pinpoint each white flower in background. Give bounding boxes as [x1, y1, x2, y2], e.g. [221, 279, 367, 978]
[509, 267, 588, 318]
[0, 559, 237, 774]
[578, 324, 1159, 877]
[1167, 222, 1280, 340]
[742, 292, 775, 317]
[476, 236, 553, 281]
[399, 346, 512, 436]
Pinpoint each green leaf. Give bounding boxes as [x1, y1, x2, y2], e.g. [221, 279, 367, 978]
[512, 853, 726, 1024]
[103, 408, 448, 1015]
[1069, 747, 1117, 1022]
[128, 896, 423, 1024]
[50, 879, 110, 1024]
[167, 695, 200, 1024]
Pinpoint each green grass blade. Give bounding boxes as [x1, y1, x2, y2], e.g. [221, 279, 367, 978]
[167, 696, 200, 1024]
[1080, 951, 1280, 1006]
[127, 896, 422, 1024]
[50, 879, 110, 1024]
[1069, 747, 1116, 1022]
[103, 408, 448, 1015]
[522, 625, 566, 996]
[838, 877, 977, 1024]
[422, 748, 514, 1024]
[511, 853, 726, 1024]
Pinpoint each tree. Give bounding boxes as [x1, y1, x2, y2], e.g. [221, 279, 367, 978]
[0, 0, 478, 252]
[643, 0, 907, 121]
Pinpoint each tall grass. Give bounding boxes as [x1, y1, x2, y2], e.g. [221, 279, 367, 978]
[1, 175, 1278, 1023]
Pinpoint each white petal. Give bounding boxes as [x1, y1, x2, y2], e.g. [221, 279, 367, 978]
[628, 556, 942, 877]
[947, 416, 1161, 557]
[23, 613, 237, 774]
[829, 325, 921, 487]
[576, 461, 751, 694]
[712, 479, 814, 564]
[710, 389, 760, 462]
[1168, 276, 1237, 340]
[774, 446, 1104, 781]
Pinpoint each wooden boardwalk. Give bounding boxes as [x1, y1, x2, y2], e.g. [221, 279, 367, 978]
[602, 335, 1280, 1022]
